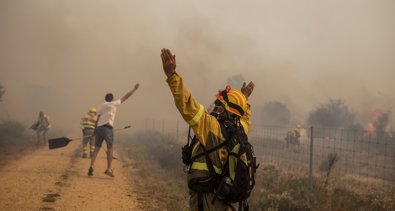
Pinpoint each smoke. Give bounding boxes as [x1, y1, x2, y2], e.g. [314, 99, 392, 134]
[364, 109, 392, 133]
[1, 0, 394, 133]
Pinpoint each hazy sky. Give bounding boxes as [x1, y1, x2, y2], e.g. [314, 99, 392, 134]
[1, 0, 394, 133]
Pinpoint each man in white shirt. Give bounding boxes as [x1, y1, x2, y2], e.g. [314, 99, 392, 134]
[88, 83, 139, 177]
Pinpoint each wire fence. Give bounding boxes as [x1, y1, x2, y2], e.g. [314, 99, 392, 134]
[147, 119, 395, 194]
[250, 126, 395, 193]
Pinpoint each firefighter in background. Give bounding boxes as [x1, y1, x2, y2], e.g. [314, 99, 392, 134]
[31, 111, 51, 145]
[285, 125, 301, 151]
[80, 108, 97, 158]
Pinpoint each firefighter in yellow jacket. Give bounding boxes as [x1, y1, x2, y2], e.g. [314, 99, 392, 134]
[32, 111, 51, 145]
[161, 48, 255, 211]
[80, 108, 97, 158]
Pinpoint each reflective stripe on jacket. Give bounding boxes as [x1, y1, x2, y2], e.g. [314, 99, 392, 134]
[166, 73, 252, 180]
[81, 114, 97, 129]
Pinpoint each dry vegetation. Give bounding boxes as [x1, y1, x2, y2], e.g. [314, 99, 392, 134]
[118, 131, 189, 211]
[119, 130, 395, 211]
[1, 120, 393, 210]
[250, 165, 395, 211]
[0, 121, 40, 168]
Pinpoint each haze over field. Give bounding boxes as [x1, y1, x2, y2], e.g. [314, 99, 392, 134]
[1, 0, 394, 133]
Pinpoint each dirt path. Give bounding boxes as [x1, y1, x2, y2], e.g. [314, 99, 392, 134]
[0, 139, 138, 211]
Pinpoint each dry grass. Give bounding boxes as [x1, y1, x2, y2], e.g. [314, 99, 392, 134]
[0, 137, 40, 169]
[119, 131, 395, 211]
[119, 131, 188, 211]
[0, 121, 46, 168]
[250, 164, 395, 211]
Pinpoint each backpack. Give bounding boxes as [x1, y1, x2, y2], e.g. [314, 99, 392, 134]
[182, 120, 259, 211]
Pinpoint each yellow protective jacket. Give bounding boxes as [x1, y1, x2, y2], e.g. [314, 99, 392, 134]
[39, 115, 51, 129]
[80, 113, 97, 129]
[167, 73, 251, 181]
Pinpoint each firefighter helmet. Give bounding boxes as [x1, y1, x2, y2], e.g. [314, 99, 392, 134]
[215, 86, 247, 117]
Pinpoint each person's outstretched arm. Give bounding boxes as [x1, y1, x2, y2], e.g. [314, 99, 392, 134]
[120, 83, 140, 103]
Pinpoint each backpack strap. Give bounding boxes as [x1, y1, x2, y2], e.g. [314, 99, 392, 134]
[190, 140, 227, 164]
[218, 120, 231, 140]
[182, 127, 198, 171]
[189, 119, 235, 167]
[187, 126, 194, 146]
[188, 120, 240, 211]
[200, 143, 219, 177]
[226, 202, 236, 211]
[241, 200, 249, 211]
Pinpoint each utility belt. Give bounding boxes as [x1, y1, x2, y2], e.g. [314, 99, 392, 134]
[101, 124, 113, 129]
[189, 175, 216, 194]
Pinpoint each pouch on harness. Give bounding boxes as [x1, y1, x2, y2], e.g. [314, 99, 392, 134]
[182, 121, 259, 211]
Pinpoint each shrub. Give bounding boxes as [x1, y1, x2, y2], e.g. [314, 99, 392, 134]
[0, 120, 26, 139]
[307, 99, 357, 129]
[259, 101, 290, 126]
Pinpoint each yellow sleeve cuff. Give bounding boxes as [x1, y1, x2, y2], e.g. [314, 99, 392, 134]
[187, 104, 205, 126]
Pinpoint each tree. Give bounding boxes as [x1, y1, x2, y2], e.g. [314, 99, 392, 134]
[307, 99, 357, 129]
[259, 101, 290, 126]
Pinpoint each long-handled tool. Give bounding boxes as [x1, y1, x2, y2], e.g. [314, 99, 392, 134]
[48, 125, 131, 150]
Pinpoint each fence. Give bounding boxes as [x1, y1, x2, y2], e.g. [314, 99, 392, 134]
[147, 119, 395, 193]
[250, 126, 395, 193]
[143, 119, 188, 143]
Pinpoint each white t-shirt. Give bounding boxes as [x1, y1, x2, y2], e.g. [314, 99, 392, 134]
[97, 99, 122, 127]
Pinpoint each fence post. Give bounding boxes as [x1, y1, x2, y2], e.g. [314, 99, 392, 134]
[309, 126, 314, 191]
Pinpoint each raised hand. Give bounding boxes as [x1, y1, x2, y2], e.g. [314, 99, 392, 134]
[241, 81, 255, 100]
[134, 83, 140, 90]
[161, 48, 176, 78]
